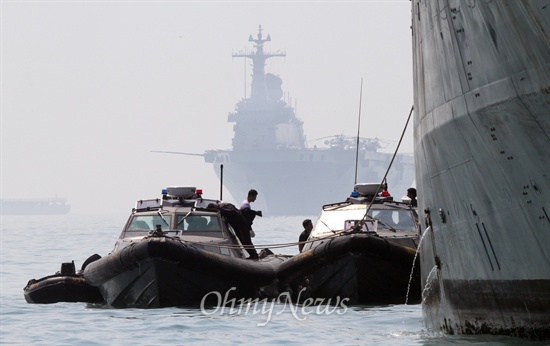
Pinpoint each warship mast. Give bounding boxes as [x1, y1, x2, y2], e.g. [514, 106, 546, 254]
[228, 26, 304, 151]
[233, 25, 286, 101]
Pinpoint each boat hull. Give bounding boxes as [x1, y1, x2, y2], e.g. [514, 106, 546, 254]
[83, 237, 285, 308]
[412, 0, 550, 338]
[277, 234, 421, 305]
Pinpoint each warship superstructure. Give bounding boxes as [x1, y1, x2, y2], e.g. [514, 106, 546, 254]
[412, 0, 549, 338]
[204, 26, 415, 215]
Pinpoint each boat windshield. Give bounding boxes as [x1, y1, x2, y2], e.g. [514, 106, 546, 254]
[127, 215, 172, 231]
[368, 209, 416, 231]
[176, 215, 221, 231]
[314, 208, 370, 234]
[313, 207, 416, 235]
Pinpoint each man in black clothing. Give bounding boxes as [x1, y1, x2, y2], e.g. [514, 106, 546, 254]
[407, 187, 418, 207]
[298, 219, 313, 252]
[240, 189, 262, 228]
[207, 202, 259, 259]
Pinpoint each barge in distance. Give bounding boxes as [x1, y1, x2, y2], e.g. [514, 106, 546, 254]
[1, 198, 71, 215]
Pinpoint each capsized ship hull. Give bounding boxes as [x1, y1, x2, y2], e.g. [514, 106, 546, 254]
[412, 0, 550, 339]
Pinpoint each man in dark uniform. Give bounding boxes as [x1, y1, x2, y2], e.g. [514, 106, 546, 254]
[207, 202, 259, 259]
[407, 187, 418, 207]
[240, 189, 262, 229]
[298, 219, 313, 252]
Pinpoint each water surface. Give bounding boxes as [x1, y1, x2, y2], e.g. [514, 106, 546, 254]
[1, 213, 545, 345]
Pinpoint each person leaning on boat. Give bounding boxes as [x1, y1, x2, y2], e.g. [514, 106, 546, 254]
[240, 189, 262, 237]
[298, 219, 313, 252]
[207, 202, 259, 260]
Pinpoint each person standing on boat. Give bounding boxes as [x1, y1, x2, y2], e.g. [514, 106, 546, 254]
[240, 189, 262, 237]
[207, 202, 259, 260]
[407, 188, 417, 207]
[298, 219, 313, 252]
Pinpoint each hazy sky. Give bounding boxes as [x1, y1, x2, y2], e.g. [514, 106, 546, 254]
[1, 1, 414, 214]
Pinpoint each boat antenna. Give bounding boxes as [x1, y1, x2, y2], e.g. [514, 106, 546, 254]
[354, 78, 364, 185]
[220, 164, 224, 200]
[357, 105, 414, 227]
[243, 51, 247, 99]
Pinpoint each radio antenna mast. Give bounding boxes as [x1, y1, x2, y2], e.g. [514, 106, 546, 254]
[354, 78, 363, 185]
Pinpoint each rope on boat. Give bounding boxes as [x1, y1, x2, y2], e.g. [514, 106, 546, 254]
[151, 231, 346, 251]
[353, 105, 414, 232]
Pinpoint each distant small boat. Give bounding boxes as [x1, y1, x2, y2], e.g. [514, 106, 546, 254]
[1, 198, 71, 215]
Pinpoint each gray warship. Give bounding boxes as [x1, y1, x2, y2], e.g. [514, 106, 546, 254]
[412, 0, 549, 339]
[203, 26, 415, 215]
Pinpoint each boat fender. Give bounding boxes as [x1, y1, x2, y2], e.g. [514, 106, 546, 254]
[81, 253, 102, 271]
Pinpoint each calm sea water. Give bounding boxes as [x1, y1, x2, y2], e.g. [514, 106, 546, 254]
[1, 213, 547, 345]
